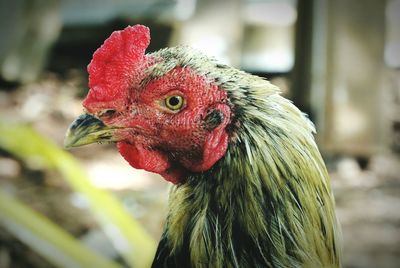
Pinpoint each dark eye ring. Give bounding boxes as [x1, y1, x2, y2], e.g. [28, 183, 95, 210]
[165, 95, 184, 111]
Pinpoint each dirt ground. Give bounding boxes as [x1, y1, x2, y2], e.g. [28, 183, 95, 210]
[0, 72, 399, 268]
[332, 155, 400, 268]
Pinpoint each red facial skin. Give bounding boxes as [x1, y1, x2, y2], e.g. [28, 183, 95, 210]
[82, 25, 231, 184]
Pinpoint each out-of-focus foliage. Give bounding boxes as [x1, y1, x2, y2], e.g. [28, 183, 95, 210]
[0, 119, 157, 268]
[0, 191, 122, 268]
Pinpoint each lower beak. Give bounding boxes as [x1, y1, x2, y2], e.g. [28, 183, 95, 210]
[64, 114, 119, 149]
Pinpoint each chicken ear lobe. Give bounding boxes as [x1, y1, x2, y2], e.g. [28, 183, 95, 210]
[188, 104, 231, 172]
[203, 109, 225, 131]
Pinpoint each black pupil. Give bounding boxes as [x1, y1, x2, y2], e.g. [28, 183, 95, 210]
[169, 96, 180, 107]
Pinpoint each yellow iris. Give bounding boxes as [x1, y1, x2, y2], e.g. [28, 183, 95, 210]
[165, 95, 184, 111]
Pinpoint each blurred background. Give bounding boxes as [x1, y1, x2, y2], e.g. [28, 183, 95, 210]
[0, 0, 399, 267]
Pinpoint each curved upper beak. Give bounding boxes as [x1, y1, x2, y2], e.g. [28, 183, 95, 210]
[64, 114, 119, 149]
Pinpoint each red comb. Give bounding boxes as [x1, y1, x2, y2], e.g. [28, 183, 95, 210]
[83, 25, 150, 111]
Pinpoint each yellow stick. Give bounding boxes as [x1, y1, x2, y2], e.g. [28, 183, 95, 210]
[0, 191, 122, 268]
[0, 120, 157, 268]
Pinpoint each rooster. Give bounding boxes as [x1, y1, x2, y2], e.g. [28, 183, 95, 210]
[65, 25, 341, 268]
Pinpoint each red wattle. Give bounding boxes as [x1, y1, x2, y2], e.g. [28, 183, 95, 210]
[118, 142, 187, 184]
[117, 142, 170, 174]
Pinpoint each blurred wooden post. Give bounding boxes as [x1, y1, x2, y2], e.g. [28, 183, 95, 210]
[292, 0, 314, 117]
[0, 0, 61, 83]
[310, 0, 386, 156]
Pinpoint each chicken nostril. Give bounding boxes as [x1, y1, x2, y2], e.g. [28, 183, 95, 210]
[99, 109, 116, 117]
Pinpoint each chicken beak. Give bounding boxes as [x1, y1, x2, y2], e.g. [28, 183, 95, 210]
[64, 114, 119, 149]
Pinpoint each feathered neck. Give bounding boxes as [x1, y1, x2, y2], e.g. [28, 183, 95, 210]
[147, 47, 341, 267]
[161, 81, 341, 268]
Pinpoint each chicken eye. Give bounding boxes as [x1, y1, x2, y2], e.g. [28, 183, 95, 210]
[165, 95, 184, 111]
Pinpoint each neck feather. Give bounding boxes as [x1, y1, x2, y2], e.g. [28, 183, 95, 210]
[163, 90, 341, 267]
